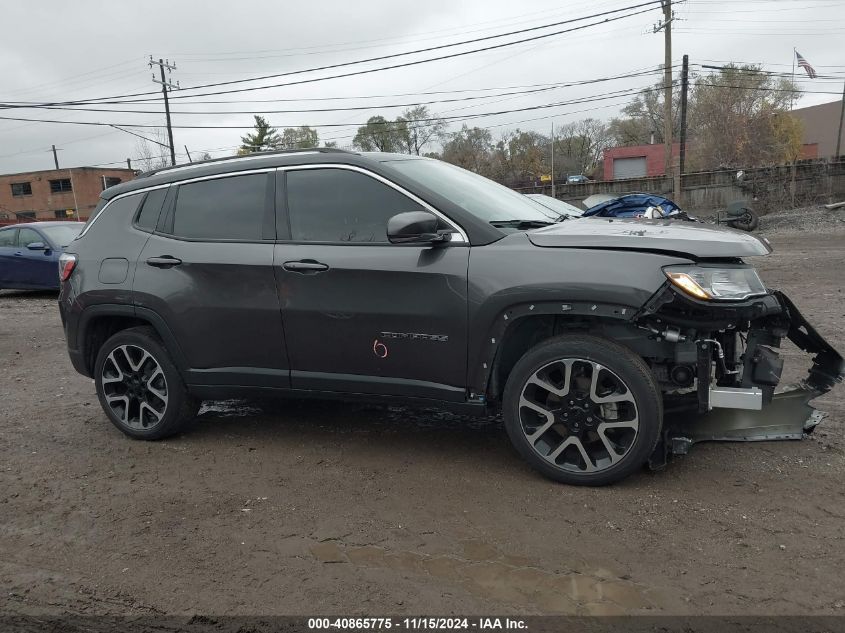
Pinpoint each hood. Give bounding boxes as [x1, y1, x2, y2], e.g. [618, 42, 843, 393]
[527, 218, 772, 258]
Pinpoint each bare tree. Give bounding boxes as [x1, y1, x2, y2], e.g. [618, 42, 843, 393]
[279, 126, 319, 149]
[395, 106, 447, 155]
[554, 118, 612, 176]
[492, 129, 547, 184]
[607, 81, 682, 146]
[353, 116, 405, 152]
[134, 128, 171, 172]
[440, 125, 495, 176]
[688, 65, 801, 169]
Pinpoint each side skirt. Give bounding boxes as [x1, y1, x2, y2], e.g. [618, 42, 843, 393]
[186, 384, 490, 416]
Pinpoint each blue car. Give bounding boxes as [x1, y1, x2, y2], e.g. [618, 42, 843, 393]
[582, 193, 681, 218]
[0, 221, 83, 291]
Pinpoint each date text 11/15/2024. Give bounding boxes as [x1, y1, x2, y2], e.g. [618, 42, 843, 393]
[307, 617, 527, 630]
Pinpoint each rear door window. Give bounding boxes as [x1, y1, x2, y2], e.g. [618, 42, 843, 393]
[170, 174, 267, 241]
[0, 228, 16, 247]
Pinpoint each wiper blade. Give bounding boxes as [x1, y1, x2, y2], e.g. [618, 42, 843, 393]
[489, 219, 554, 229]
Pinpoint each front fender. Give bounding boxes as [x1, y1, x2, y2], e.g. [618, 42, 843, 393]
[465, 235, 688, 396]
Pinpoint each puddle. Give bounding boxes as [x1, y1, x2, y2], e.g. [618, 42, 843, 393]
[309, 539, 669, 614]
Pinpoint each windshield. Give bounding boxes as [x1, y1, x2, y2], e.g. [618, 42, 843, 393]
[525, 194, 584, 217]
[386, 158, 554, 223]
[39, 224, 83, 247]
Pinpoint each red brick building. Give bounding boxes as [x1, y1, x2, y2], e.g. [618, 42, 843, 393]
[603, 142, 820, 180]
[0, 167, 135, 224]
[603, 143, 681, 180]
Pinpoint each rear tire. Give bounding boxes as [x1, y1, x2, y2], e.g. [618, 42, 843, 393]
[94, 326, 198, 440]
[727, 209, 759, 231]
[502, 334, 662, 486]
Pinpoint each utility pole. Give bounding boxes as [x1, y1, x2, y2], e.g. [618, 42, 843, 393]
[678, 54, 689, 201]
[127, 158, 132, 170]
[51, 144, 60, 169]
[835, 80, 845, 159]
[654, 1, 674, 186]
[68, 169, 81, 221]
[550, 121, 555, 198]
[149, 56, 179, 166]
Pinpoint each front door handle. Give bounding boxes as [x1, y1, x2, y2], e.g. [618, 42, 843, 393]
[146, 255, 182, 268]
[283, 260, 329, 274]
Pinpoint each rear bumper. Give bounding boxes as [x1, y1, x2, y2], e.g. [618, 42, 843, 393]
[67, 348, 90, 378]
[58, 284, 91, 378]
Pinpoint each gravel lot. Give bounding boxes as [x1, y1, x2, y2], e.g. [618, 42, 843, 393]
[1, 219, 844, 618]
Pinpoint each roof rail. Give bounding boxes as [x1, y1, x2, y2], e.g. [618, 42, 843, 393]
[137, 147, 355, 179]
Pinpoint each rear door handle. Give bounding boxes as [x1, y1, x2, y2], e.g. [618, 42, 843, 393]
[283, 260, 329, 274]
[146, 256, 182, 268]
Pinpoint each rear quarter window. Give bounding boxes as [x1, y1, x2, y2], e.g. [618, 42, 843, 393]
[135, 188, 168, 232]
[78, 194, 144, 240]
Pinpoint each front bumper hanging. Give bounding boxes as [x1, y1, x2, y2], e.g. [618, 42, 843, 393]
[654, 291, 844, 467]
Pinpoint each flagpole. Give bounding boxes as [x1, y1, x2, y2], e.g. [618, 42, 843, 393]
[835, 81, 844, 158]
[791, 47, 796, 110]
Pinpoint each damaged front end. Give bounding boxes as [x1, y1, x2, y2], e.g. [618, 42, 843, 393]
[635, 271, 844, 469]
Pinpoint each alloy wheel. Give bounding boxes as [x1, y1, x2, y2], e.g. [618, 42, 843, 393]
[100, 344, 169, 430]
[518, 358, 639, 473]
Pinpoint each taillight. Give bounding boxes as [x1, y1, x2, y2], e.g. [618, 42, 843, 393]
[59, 253, 77, 282]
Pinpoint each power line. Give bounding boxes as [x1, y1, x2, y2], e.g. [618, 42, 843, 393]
[0, 84, 660, 133]
[0, 70, 670, 107]
[1, 1, 667, 109]
[690, 82, 842, 95]
[1, 68, 671, 116]
[85, 95, 644, 169]
[166, 0, 622, 63]
[0, 64, 675, 161]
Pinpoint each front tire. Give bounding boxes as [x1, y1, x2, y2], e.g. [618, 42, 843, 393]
[94, 326, 198, 440]
[502, 335, 662, 486]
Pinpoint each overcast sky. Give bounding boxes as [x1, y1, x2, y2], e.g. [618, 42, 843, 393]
[1, 0, 843, 173]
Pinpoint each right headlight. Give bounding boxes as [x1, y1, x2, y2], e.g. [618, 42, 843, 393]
[664, 265, 767, 301]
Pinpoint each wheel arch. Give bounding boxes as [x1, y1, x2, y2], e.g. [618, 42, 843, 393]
[77, 305, 188, 377]
[474, 301, 641, 406]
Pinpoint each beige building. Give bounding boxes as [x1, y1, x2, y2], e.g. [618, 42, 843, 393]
[792, 100, 845, 158]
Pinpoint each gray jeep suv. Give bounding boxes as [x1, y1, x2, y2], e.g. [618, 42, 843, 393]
[58, 149, 843, 485]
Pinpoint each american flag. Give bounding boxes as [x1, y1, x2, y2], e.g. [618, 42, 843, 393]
[795, 50, 817, 79]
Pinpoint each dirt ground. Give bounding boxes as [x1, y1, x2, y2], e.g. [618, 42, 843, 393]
[1, 224, 844, 618]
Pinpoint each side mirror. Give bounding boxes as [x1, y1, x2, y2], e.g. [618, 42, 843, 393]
[387, 211, 451, 244]
[26, 242, 46, 251]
